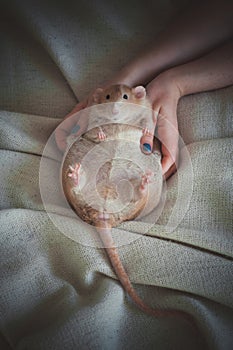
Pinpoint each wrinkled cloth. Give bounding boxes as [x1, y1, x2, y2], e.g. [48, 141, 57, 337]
[0, 1, 233, 349]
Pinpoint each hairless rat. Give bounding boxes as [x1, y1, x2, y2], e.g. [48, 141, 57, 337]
[60, 85, 195, 324]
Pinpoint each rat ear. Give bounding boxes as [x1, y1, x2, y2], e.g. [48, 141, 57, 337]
[132, 86, 146, 99]
[92, 88, 104, 103]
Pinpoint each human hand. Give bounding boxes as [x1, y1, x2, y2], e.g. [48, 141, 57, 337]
[55, 99, 89, 152]
[140, 71, 181, 179]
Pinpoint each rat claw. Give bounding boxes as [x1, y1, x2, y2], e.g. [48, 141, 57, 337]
[68, 162, 81, 186]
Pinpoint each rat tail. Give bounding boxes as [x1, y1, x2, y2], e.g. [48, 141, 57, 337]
[96, 221, 195, 325]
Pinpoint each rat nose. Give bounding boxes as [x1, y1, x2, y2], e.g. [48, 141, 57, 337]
[112, 103, 119, 115]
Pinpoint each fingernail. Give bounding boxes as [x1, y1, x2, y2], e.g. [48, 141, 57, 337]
[143, 143, 152, 153]
[71, 125, 80, 134]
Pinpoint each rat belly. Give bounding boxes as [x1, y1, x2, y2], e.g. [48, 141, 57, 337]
[62, 126, 162, 227]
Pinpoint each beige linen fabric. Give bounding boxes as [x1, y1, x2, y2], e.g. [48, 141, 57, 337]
[0, 1, 233, 349]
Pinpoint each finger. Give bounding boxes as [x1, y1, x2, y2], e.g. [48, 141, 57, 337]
[161, 140, 179, 179]
[164, 162, 177, 180]
[161, 153, 175, 176]
[140, 103, 159, 155]
[161, 137, 179, 170]
[140, 131, 154, 154]
[152, 109, 159, 124]
[156, 113, 179, 170]
[55, 136, 68, 153]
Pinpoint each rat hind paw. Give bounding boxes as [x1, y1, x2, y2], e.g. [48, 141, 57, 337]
[68, 162, 81, 186]
[140, 169, 154, 192]
[97, 127, 107, 141]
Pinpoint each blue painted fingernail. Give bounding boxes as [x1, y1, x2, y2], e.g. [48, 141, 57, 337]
[71, 125, 80, 134]
[143, 143, 151, 153]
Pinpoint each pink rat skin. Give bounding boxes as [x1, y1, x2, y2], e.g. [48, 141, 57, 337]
[61, 85, 196, 327]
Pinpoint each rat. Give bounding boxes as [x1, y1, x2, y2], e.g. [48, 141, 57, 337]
[60, 85, 195, 324]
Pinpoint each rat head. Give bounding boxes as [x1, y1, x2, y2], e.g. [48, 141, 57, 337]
[92, 84, 148, 115]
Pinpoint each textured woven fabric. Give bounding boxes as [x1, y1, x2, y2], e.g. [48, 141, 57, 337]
[0, 1, 233, 349]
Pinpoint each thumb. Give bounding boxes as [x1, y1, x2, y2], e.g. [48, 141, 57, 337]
[140, 128, 154, 154]
[140, 108, 158, 155]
